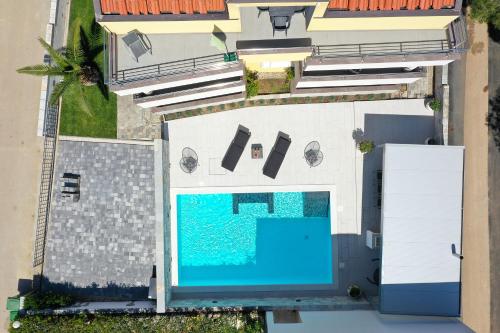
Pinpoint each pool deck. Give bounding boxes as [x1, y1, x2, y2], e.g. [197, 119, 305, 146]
[166, 99, 435, 298]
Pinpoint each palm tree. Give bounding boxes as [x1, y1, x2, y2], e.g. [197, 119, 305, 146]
[17, 19, 107, 115]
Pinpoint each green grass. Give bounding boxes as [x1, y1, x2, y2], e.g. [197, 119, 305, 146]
[59, 0, 117, 138]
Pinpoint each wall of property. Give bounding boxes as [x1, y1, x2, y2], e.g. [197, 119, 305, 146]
[307, 15, 458, 31]
[100, 19, 241, 34]
[304, 59, 454, 71]
[266, 311, 473, 333]
[135, 84, 246, 108]
[112, 68, 244, 96]
[296, 76, 421, 88]
[240, 52, 312, 72]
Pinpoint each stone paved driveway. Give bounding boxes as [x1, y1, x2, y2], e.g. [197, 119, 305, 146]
[43, 139, 156, 300]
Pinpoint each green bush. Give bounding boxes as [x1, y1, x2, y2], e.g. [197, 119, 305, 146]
[285, 67, 295, 83]
[11, 312, 265, 333]
[428, 98, 442, 112]
[470, 0, 500, 29]
[245, 70, 259, 98]
[358, 140, 375, 154]
[23, 292, 74, 310]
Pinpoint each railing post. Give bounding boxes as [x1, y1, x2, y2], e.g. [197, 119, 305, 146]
[358, 44, 362, 56]
[158, 64, 161, 75]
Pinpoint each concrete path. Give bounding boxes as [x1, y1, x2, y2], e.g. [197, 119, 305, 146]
[0, 0, 49, 331]
[459, 18, 491, 333]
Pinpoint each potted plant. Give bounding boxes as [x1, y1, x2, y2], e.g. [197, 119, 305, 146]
[425, 98, 442, 112]
[358, 140, 375, 154]
[347, 284, 362, 299]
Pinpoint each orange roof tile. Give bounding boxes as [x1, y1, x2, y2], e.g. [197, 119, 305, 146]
[328, 0, 453, 10]
[100, 0, 224, 14]
[368, 0, 379, 10]
[348, 0, 359, 10]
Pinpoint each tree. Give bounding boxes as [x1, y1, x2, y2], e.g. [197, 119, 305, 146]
[487, 89, 500, 151]
[17, 19, 107, 115]
[470, 0, 500, 30]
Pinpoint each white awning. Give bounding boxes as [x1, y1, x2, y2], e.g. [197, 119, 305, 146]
[380, 144, 464, 316]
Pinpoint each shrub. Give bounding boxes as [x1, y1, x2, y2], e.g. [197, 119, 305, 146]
[23, 292, 74, 310]
[11, 312, 265, 333]
[245, 70, 259, 98]
[238, 101, 246, 107]
[285, 67, 295, 83]
[428, 98, 442, 112]
[358, 140, 375, 154]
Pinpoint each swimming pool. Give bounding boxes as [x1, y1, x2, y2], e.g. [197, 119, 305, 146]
[176, 191, 333, 287]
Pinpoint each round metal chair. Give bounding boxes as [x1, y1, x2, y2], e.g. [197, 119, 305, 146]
[180, 147, 198, 173]
[304, 141, 323, 167]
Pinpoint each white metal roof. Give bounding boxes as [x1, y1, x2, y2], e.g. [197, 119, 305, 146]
[380, 144, 464, 316]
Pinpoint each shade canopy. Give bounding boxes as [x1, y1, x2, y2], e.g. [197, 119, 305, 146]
[380, 144, 464, 317]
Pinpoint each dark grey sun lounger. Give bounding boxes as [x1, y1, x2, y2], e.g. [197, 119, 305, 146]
[263, 132, 291, 179]
[221, 125, 251, 171]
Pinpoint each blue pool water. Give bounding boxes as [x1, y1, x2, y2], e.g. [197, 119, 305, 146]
[177, 191, 333, 287]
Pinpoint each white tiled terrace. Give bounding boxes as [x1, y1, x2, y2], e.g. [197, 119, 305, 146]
[166, 99, 435, 296]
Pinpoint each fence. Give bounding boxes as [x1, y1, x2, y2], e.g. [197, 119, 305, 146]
[33, 103, 59, 267]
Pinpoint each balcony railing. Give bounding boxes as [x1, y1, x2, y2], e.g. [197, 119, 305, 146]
[313, 39, 454, 58]
[114, 53, 238, 84]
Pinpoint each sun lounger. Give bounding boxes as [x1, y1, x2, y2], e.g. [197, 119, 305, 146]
[263, 132, 291, 179]
[221, 125, 251, 171]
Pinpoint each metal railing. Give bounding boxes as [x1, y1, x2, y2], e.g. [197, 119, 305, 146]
[313, 39, 454, 58]
[33, 103, 59, 267]
[109, 52, 239, 85]
[447, 15, 468, 50]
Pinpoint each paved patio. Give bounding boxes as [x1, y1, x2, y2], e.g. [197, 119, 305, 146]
[116, 7, 447, 71]
[43, 139, 156, 300]
[166, 99, 435, 297]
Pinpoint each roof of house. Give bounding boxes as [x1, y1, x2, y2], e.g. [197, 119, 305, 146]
[327, 0, 455, 10]
[100, 0, 226, 15]
[379, 144, 464, 317]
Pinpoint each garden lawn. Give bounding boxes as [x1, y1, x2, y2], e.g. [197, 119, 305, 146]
[59, 0, 117, 138]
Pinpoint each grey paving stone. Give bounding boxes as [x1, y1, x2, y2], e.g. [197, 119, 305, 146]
[43, 140, 156, 300]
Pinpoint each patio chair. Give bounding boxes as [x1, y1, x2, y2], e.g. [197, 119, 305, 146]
[180, 147, 198, 173]
[122, 30, 152, 62]
[271, 16, 290, 36]
[221, 125, 251, 172]
[257, 6, 269, 17]
[263, 132, 291, 179]
[304, 141, 324, 167]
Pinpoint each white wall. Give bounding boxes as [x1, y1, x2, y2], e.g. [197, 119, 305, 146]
[305, 60, 453, 71]
[266, 311, 473, 333]
[113, 69, 244, 96]
[136, 84, 245, 108]
[296, 77, 421, 88]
